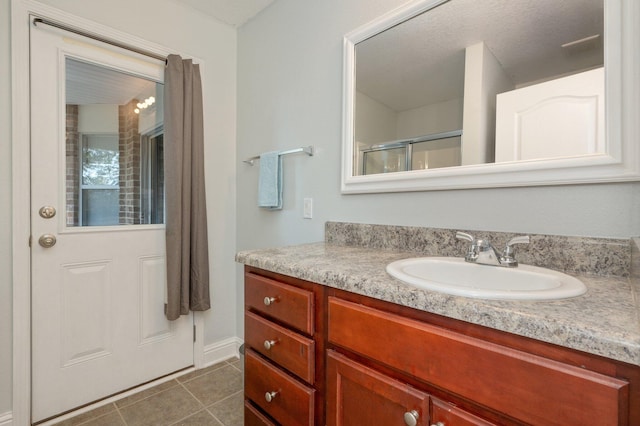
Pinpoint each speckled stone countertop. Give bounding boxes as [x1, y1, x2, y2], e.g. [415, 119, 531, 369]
[236, 222, 640, 366]
[237, 241, 640, 367]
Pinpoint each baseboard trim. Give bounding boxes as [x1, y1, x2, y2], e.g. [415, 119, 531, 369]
[203, 337, 244, 367]
[0, 411, 13, 426]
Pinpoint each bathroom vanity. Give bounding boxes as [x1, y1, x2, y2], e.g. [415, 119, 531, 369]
[238, 223, 640, 425]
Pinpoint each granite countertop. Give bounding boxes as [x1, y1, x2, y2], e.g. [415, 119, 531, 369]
[236, 242, 640, 367]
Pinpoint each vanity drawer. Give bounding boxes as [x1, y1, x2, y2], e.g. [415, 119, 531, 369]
[328, 297, 629, 426]
[245, 348, 315, 426]
[245, 272, 314, 334]
[245, 310, 315, 384]
[244, 400, 277, 426]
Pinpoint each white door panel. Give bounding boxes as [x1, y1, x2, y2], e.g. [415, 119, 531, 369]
[495, 67, 605, 162]
[31, 22, 193, 422]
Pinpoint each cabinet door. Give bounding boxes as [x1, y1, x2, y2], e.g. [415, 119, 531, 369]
[431, 398, 496, 426]
[327, 350, 430, 426]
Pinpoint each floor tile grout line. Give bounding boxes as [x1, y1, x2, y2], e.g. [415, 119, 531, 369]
[178, 379, 209, 411]
[205, 390, 244, 426]
[113, 379, 181, 410]
[113, 403, 128, 426]
[205, 407, 226, 426]
[208, 389, 244, 409]
[227, 363, 242, 373]
[62, 402, 117, 426]
[179, 367, 242, 426]
[177, 363, 241, 406]
[176, 363, 228, 385]
[167, 408, 217, 426]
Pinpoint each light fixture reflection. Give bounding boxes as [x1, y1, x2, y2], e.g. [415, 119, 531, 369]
[133, 96, 156, 114]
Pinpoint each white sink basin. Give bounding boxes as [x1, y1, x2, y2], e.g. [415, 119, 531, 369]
[386, 257, 587, 300]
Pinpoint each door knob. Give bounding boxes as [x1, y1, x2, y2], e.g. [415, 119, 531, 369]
[38, 234, 57, 248]
[39, 206, 56, 219]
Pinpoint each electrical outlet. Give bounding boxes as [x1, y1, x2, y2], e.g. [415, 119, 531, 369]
[303, 198, 313, 219]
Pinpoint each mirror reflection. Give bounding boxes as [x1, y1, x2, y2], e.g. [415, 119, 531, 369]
[354, 0, 604, 176]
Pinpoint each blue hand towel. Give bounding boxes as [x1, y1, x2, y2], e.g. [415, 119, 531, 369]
[258, 151, 283, 210]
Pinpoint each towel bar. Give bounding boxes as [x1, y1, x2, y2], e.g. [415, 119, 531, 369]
[243, 146, 314, 165]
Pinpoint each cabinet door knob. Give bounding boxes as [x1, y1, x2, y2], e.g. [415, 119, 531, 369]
[264, 339, 278, 350]
[403, 410, 419, 426]
[263, 296, 277, 306]
[265, 391, 278, 402]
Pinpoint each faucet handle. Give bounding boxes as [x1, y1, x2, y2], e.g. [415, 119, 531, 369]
[500, 235, 530, 267]
[455, 231, 475, 243]
[456, 232, 478, 262]
[506, 235, 530, 247]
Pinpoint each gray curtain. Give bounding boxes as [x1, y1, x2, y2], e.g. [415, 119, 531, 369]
[164, 54, 210, 320]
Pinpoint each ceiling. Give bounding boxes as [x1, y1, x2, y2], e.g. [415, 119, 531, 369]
[66, 58, 157, 106]
[66, 0, 276, 106]
[171, 0, 275, 26]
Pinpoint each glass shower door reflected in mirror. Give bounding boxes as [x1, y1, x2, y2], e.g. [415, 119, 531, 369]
[65, 57, 164, 226]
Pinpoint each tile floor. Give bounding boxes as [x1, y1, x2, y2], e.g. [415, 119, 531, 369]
[51, 358, 243, 426]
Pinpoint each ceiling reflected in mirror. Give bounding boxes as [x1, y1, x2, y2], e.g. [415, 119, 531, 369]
[353, 0, 604, 177]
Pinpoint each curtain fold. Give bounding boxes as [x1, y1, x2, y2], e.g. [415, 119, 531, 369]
[164, 54, 210, 321]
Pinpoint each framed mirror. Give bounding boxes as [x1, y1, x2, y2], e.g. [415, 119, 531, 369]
[341, 0, 640, 193]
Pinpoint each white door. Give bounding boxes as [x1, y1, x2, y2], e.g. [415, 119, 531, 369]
[30, 22, 194, 422]
[495, 67, 605, 163]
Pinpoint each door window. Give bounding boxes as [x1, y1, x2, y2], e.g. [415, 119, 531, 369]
[65, 57, 164, 226]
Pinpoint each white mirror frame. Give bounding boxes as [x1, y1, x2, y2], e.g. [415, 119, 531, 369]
[341, 0, 640, 193]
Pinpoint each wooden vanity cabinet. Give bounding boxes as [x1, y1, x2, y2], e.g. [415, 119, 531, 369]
[244, 267, 640, 425]
[328, 296, 630, 425]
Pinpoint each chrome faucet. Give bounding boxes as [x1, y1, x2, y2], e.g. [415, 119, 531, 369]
[456, 231, 530, 267]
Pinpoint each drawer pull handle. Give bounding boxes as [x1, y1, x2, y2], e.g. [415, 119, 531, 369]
[430, 422, 445, 426]
[264, 339, 278, 350]
[403, 410, 419, 426]
[263, 296, 278, 306]
[265, 391, 278, 402]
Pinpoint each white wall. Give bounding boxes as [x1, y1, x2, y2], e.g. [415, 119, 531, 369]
[354, 91, 396, 145]
[1, 1, 14, 416]
[396, 97, 463, 140]
[78, 104, 119, 133]
[3, 0, 237, 415]
[236, 0, 640, 336]
[462, 41, 513, 165]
